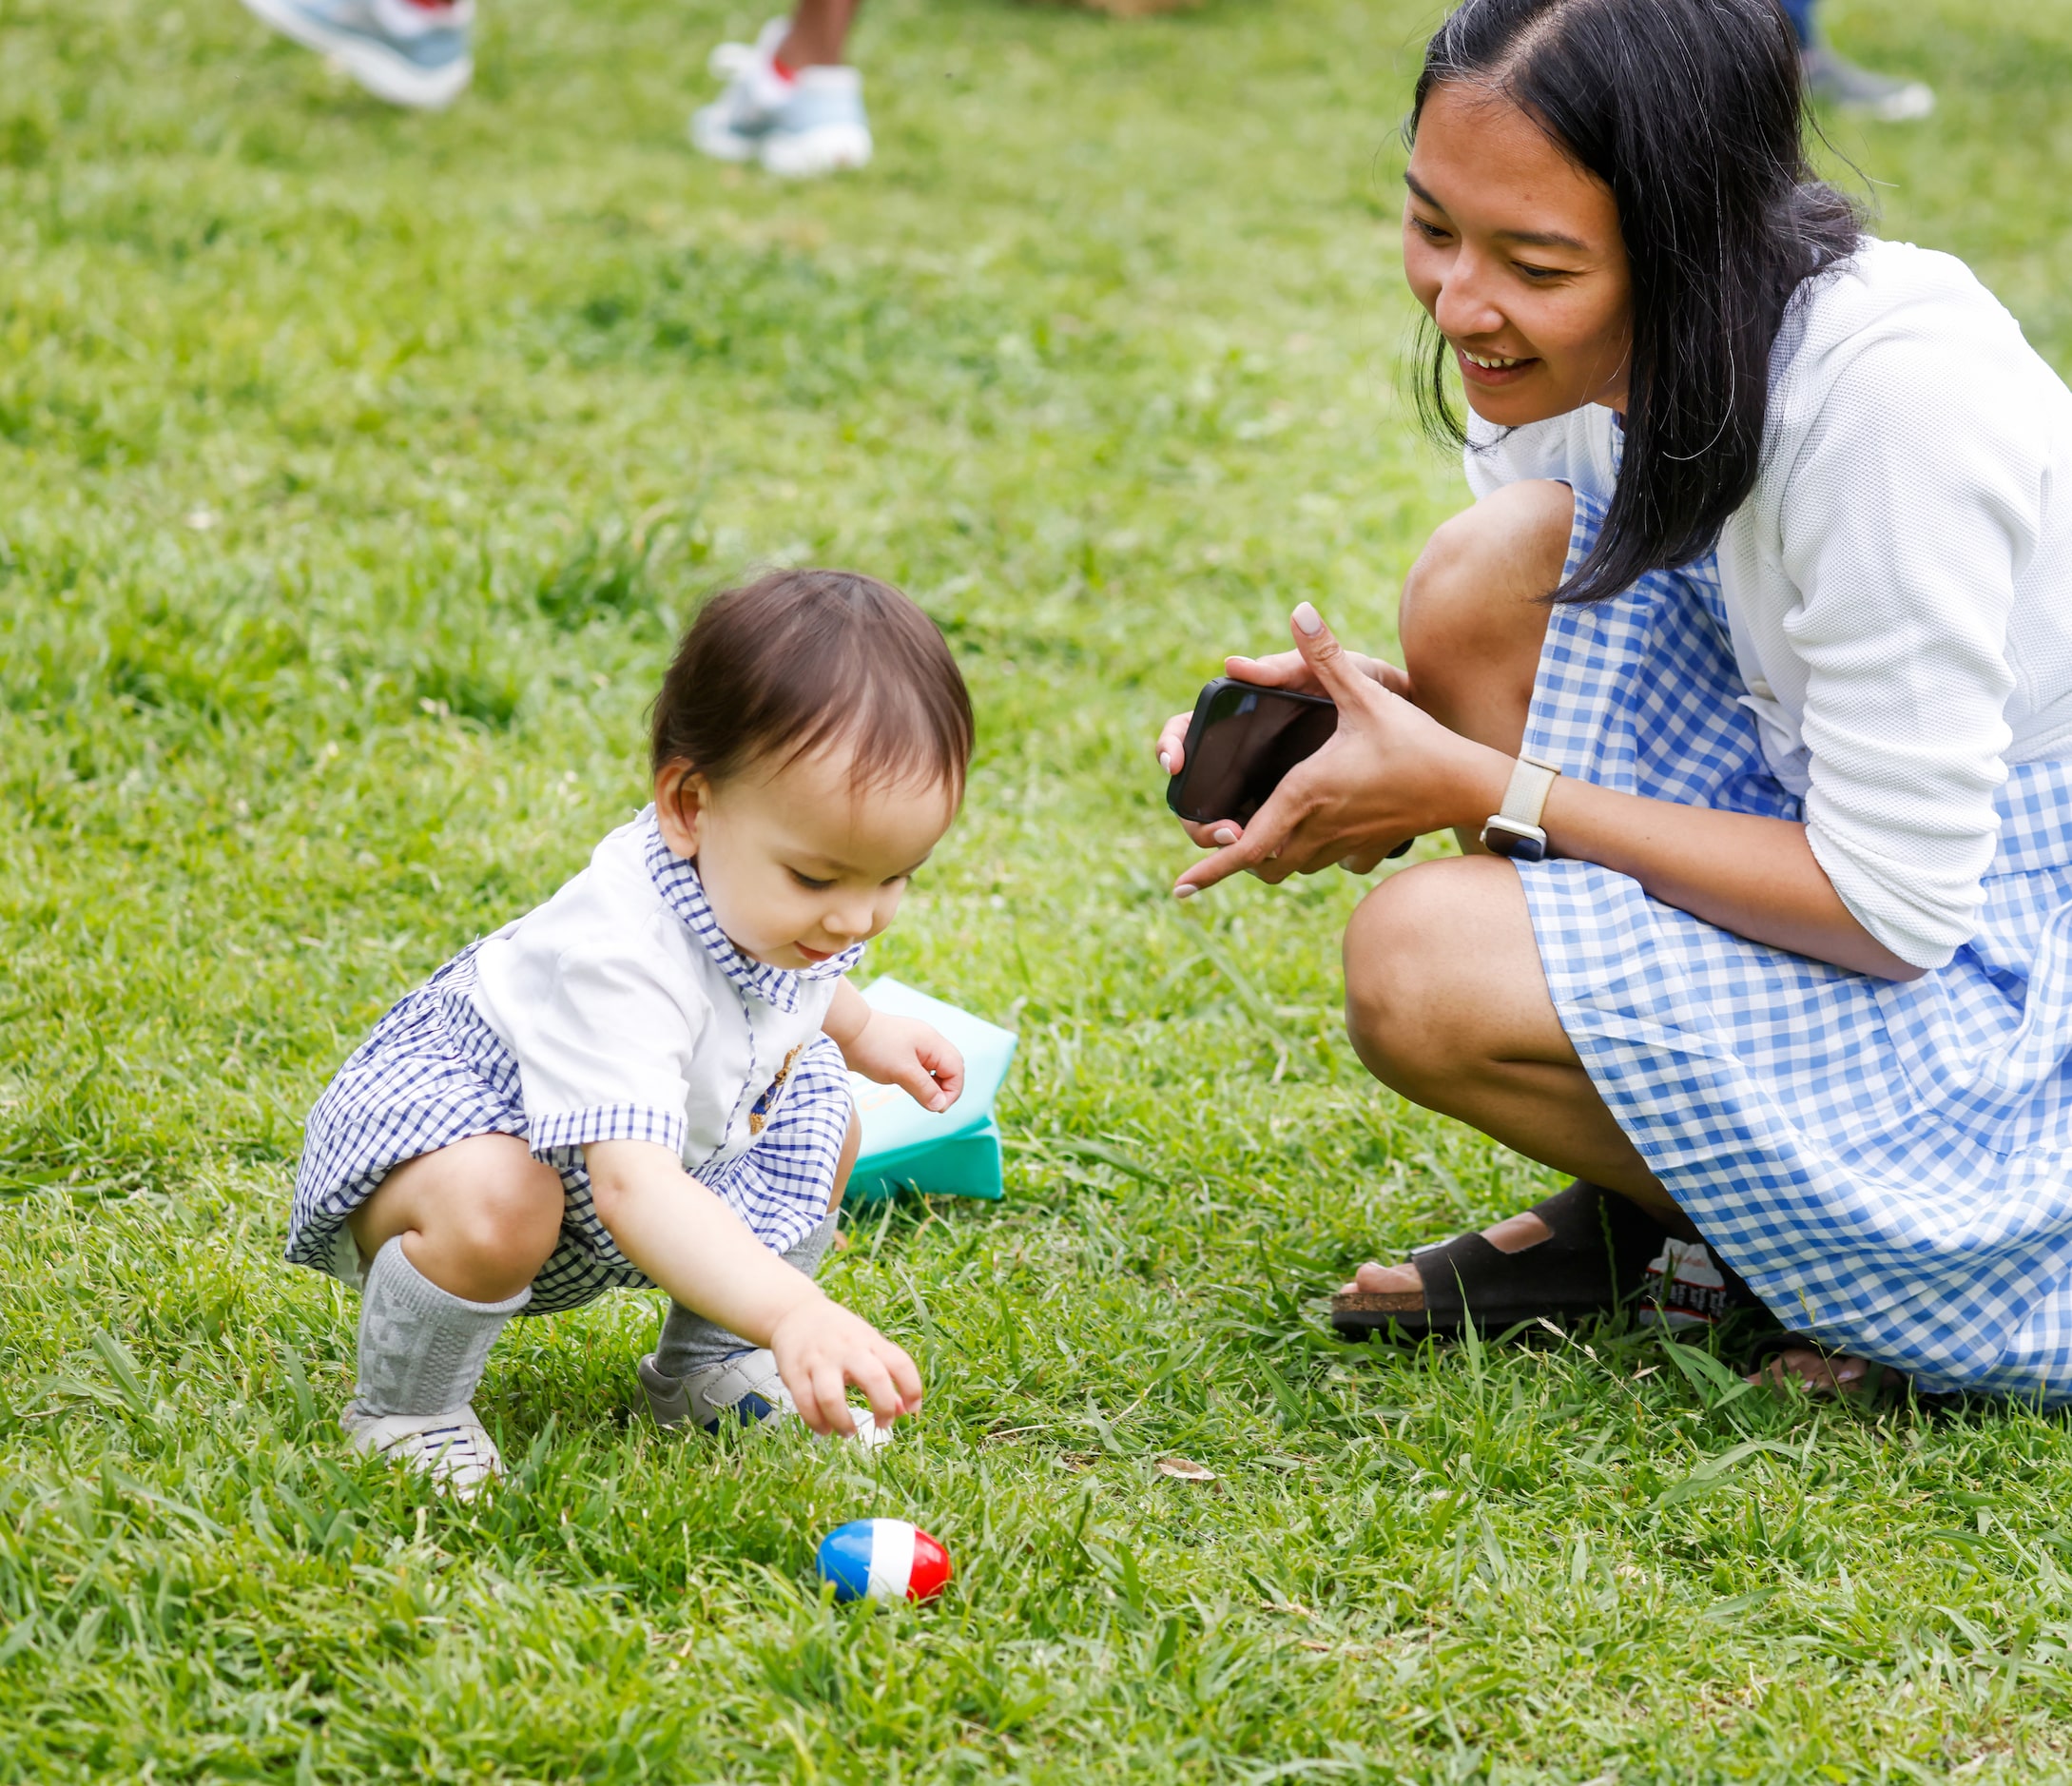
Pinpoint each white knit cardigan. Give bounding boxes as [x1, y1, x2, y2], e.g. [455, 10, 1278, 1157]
[1464, 238, 2072, 969]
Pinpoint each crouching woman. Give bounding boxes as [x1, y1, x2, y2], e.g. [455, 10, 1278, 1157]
[1158, 0, 2072, 1400]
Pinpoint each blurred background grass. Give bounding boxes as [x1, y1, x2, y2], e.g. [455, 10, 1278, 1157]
[3, 0, 2072, 1777]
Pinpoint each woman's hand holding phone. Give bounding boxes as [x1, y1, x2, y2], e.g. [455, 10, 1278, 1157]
[1157, 603, 1510, 896]
[1154, 643, 1409, 791]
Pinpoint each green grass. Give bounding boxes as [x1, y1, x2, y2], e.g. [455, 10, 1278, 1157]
[4, 0, 2072, 1776]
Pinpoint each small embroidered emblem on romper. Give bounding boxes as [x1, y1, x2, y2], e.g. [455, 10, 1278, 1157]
[747, 1042, 807, 1136]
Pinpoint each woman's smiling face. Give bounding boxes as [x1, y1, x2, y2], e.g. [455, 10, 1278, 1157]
[1403, 83, 1634, 427]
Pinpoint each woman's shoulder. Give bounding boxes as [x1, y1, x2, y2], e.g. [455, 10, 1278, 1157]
[1759, 237, 2072, 508]
[1811, 236, 1996, 308]
[1778, 238, 2060, 411]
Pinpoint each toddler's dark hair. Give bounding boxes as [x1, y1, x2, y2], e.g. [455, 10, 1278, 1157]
[650, 569, 974, 798]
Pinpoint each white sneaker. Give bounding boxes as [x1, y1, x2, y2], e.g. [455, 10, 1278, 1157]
[237, 0, 474, 108]
[690, 20, 872, 177]
[756, 69, 872, 178]
[638, 1349, 894, 1446]
[342, 1405, 503, 1499]
[691, 17, 793, 161]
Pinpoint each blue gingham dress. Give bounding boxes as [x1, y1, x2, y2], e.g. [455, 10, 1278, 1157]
[287, 838, 861, 1316]
[1521, 491, 2072, 1402]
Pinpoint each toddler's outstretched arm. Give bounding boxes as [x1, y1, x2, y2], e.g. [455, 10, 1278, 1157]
[824, 980, 965, 1113]
[584, 1139, 920, 1436]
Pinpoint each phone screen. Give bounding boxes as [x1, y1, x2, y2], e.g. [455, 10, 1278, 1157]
[1167, 680, 1338, 824]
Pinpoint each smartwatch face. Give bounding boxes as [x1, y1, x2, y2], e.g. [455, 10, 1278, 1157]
[1480, 818, 1547, 863]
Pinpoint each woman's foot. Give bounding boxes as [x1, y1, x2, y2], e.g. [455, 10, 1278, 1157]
[1341, 1210, 1556, 1298]
[1330, 1180, 1714, 1340]
[1751, 1346, 1906, 1399]
[1331, 1180, 1765, 1344]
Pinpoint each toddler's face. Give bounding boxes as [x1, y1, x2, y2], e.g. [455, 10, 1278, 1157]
[654, 742, 958, 970]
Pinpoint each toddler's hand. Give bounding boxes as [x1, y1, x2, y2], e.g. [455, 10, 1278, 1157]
[768, 1294, 923, 1438]
[844, 1013, 964, 1113]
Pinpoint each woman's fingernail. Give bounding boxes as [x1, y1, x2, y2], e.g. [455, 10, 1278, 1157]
[1173, 883, 1196, 901]
[1158, 751, 1172, 773]
[1292, 601, 1324, 636]
[1211, 825, 1238, 845]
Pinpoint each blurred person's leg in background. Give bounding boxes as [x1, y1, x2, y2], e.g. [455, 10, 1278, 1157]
[692, 0, 872, 177]
[1787, 0, 1935, 123]
[232, 0, 866, 159]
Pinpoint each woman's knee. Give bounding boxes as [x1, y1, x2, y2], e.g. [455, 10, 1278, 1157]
[1399, 480, 1574, 705]
[1342, 859, 1539, 1096]
[1344, 866, 1469, 1089]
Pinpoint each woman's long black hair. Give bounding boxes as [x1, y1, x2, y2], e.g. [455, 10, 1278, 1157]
[1410, 0, 1862, 602]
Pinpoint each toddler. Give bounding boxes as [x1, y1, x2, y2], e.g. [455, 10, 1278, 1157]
[287, 569, 972, 1496]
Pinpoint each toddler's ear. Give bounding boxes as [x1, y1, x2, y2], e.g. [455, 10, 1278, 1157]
[654, 761, 709, 858]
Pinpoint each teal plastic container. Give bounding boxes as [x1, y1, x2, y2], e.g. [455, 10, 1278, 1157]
[844, 979, 1017, 1203]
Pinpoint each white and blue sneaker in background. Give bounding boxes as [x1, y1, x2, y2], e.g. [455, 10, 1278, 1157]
[691, 18, 872, 177]
[238, 0, 474, 109]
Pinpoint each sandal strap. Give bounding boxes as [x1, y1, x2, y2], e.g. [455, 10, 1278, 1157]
[1410, 1180, 1667, 1324]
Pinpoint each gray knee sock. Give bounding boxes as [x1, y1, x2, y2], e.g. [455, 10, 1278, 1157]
[349, 1235, 533, 1419]
[652, 1213, 839, 1380]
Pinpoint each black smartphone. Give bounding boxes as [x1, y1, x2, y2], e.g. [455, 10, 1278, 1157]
[1165, 677, 1338, 825]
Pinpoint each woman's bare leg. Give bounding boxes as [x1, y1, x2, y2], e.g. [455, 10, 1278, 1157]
[1398, 477, 1573, 755]
[1341, 853, 1678, 1230]
[1341, 869, 1865, 1390]
[1353, 478, 1679, 1283]
[1358, 481, 1881, 1391]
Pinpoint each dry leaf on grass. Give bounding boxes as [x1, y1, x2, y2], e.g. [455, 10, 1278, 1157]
[1156, 1456, 1216, 1481]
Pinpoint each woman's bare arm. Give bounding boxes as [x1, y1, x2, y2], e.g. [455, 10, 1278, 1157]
[1539, 778, 1921, 980]
[1163, 605, 1923, 982]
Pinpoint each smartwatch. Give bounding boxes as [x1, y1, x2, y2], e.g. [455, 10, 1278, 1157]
[1479, 755, 1561, 862]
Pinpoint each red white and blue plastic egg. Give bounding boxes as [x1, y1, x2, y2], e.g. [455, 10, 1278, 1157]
[815, 1519, 952, 1603]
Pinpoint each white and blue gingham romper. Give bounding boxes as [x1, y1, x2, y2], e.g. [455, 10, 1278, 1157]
[286, 826, 862, 1315]
[1520, 490, 2072, 1402]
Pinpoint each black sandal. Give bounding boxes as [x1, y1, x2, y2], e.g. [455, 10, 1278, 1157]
[1330, 1179, 1754, 1343]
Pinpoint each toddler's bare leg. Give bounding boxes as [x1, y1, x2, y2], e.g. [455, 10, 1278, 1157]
[348, 1132, 566, 1301]
[345, 1135, 565, 1420]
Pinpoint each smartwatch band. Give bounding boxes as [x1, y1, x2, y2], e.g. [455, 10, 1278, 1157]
[1479, 754, 1561, 862]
